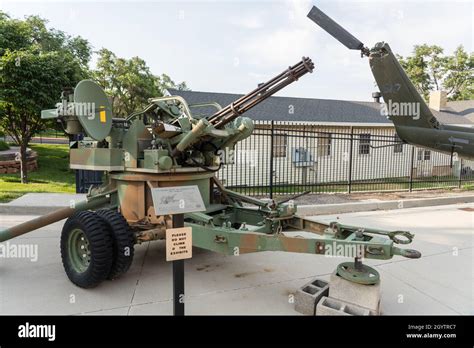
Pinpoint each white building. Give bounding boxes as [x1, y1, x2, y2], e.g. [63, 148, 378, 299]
[168, 89, 474, 191]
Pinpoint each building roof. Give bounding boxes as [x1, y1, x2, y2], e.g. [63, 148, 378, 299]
[167, 89, 473, 126]
[444, 100, 474, 123]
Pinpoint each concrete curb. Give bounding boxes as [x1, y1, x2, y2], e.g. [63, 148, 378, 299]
[297, 195, 474, 216]
[1, 194, 473, 216]
[0, 205, 63, 215]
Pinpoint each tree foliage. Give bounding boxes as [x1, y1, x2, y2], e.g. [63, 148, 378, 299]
[93, 48, 188, 117]
[397, 44, 473, 101]
[0, 12, 91, 183]
[0, 11, 189, 184]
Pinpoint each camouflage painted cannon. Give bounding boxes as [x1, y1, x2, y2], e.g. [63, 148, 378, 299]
[0, 57, 420, 288]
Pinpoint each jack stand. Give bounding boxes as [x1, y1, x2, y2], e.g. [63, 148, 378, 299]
[336, 257, 380, 285]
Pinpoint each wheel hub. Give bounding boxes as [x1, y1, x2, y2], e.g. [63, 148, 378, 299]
[68, 228, 91, 273]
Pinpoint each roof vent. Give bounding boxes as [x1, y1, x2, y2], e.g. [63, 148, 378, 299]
[372, 91, 381, 103]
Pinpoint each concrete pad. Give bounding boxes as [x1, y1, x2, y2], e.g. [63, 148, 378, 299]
[0, 202, 472, 315]
[128, 301, 171, 315]
[297, 195, 474, 216]
[0, 194, 87, 214]
[129, 244, 343, 306]
[0, 215, 65, 239]
[378, 249, 473, 314]
[310, 203, 474, 259]
[129, 278, 305, 315]
[376, 268, 459, 315]
[0, 236, 148, 315]
[4, 193, 86, 207]
[80, 306, 130, 315]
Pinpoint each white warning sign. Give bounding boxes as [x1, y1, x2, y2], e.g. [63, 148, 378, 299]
[166, 227, 192, 261]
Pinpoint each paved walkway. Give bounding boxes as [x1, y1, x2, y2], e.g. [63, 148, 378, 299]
[0, 202, 472, 315]
[3, 136, 67, 145]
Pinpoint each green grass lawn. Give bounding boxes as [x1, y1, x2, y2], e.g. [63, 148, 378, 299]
[0, 144, 75, 203]
[463, 183, 474, 190]
[36, 128, 67, 139]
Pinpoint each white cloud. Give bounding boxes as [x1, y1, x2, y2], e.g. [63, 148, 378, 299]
[286, 0, 314, 27]
[237, 0, 318, 68]
[248, 72, 267, 79]
[230, 13, 265, 29]
[239, 27, 317, 67]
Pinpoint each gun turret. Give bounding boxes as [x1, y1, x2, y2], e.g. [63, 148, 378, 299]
[170, 57, 314, 158]
[41, 57, 314, 172]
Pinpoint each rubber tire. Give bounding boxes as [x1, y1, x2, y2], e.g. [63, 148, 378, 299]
[95, 209, 135, 280]
[60, 211, 114, 288]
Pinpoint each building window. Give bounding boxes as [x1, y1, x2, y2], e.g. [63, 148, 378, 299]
[359, 133, 371, 155]
[273, 134, 287, 158]
[393, 134, 403, 153]
[317, 133, 332, 156]
[293, 147, 313, 164]
[417, 149, 431, 161]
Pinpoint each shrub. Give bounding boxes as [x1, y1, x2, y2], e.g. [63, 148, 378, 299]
[0, 140, 10, 151]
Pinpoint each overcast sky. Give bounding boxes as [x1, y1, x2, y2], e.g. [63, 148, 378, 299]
[2, 0, 473, 101]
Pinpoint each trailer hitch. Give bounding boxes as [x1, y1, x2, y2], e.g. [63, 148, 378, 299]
[333, 222, 414, 244]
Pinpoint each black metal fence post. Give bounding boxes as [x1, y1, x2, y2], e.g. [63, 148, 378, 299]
[269, 120, 274, 199]
[348, 128, 354, 193]
[458, 158, 463, 188]
[409, 146, 415, 192]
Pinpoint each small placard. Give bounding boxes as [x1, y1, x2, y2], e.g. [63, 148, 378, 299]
[151, 185, 205, 215]
[166, 227, 193, 261]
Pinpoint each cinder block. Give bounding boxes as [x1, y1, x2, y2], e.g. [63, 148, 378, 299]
[316, 296, 370, 316]
[294, 278, 329, 315]
[329, 271, 381, 315]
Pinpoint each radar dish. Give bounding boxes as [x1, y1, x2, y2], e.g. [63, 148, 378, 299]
[73, 80, 112, 141]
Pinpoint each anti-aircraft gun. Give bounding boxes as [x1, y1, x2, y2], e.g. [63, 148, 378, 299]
[0, 57, 420, 288]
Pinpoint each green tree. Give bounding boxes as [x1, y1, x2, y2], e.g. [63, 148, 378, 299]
[93, 48, 188, 117]
[0, 12, 91, 183]
[397, 44, 473, 101]
[443, 46, 474, 101]
[156, 73, 189, 95]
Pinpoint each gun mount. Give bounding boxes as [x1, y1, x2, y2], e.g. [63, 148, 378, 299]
[40, 57, 315, 172]
[0, 56, 421, 289]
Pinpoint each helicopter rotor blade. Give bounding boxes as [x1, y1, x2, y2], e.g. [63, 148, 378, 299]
[307, 5, 365, 51]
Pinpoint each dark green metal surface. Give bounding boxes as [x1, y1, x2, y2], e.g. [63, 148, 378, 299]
[67, 228, 91, 273]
